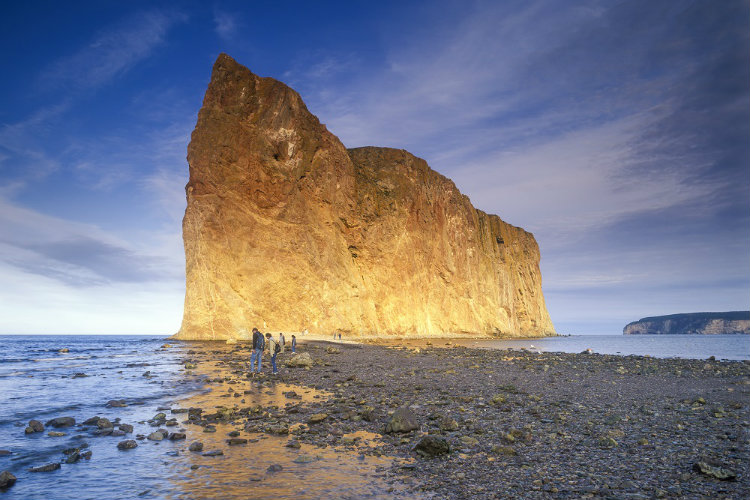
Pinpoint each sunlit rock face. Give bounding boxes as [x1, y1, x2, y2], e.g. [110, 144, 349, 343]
[175, 53, 555, 340]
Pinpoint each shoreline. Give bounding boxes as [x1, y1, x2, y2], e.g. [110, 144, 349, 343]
[171, 339, 749, 498]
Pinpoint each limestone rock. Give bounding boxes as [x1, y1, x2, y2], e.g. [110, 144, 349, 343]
[174, 53, 555, 340]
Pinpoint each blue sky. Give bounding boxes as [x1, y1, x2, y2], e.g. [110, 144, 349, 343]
[0, 0, 747, 335]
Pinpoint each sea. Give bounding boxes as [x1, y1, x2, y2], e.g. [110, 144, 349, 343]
[0, 334, 748, 499]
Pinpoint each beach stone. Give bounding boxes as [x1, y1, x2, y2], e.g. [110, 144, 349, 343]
[152, 413, 167, 421]
[117, 440, 138, 450]
[413, 436, 450, 457]
[439, 417, 459, 431]
[188, 441, 203, 452]
[27, 420, 44, 433]
[169, 432, 186, 441]
[111, 429, 126, 437]
[693, 461, 737, 481]
[65, 451, 81, 463]
[202, 450, 223, 457]
[29, 463, 61, 472]
[308, 413, 328, 424]
[97, 418, 113, 429]
[48, 431, 66, 437]
[491, 445, 517, 456]
[286, 440, 301, 449]
[72, 373, 88, 378]
[267, 464, 283, 473]
[119, 424, 133, 433]
[227, 438, 248, 445]
[385, 407, 419, 433]
[185, 363, 197, 370]
[105, 400, 127, 408]
[81, 451, 92, 460]
[0, 471, 16, 489]
[83, 416, 101, 426]
[46, 417, 75, 428]
[58, 348, 69, 353]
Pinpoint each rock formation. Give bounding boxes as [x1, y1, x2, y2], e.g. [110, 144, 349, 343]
[174, 53, 555, 340]
[623, 312, 750, 335]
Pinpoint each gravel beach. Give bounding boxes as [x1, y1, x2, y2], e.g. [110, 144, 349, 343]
[175, 339, 750, 499]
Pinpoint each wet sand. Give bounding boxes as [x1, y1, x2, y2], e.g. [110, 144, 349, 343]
[173, 339, 750, 499]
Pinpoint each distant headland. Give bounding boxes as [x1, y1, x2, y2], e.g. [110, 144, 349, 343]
[623, 311, 750, 335]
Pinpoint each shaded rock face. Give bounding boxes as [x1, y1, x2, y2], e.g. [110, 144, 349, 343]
[624, 312, 750, 335]
[175, 53, 555, 340]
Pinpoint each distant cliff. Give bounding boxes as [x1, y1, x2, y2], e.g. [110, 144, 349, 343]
[623, 312, 750, 335]
[174, 54, 555, 340]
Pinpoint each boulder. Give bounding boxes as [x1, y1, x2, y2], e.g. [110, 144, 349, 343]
[97, 418, 113, 429]
[286, 353, 313, 368]
[385, 407, 419, 433]
[147, 431, 165, 441]
[188, 441, 204, 452]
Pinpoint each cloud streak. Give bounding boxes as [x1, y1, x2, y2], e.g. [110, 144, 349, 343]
[40, 10, 186, 91]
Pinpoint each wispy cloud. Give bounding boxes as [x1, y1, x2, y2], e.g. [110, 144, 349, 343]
[40, 10, 187, 91]
[214, 10, 238, 41]
[0, 198, 182, 287]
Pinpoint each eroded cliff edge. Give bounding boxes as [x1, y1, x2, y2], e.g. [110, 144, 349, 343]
[174, 53, 555, 340]
[624, 312, 750, 335]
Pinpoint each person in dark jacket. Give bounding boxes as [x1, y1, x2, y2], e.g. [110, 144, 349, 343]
[291, 335, 296, 353]
[250, 328, 264, 375]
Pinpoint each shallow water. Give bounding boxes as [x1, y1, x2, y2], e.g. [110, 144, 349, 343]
[462, 334, 750, 361]
[0, 336, 414, 500]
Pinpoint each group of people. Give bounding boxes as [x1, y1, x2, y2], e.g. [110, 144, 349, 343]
[249, 327, 296, 376]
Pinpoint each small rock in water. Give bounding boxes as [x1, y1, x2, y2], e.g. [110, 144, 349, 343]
[202, 450, 223, 457]
[293, 454, 318, 464]
[83, 416, 101, 426]
[119, 424, 134, 433]
[0, 470, 17, 489]
[65, 451, 81, 464]
[0, 450, 11, 456]
[105, 400, 127, 408]
[58, 348, 69, 353]
[97, 418, 113, 429]
[169, 432, 186, 441]
[72, 373, 88, 378]
[227, 438, 248, 445]
[29, 463, 61, 473]
[46, 417, 75, 428]
[48, 431, 66, 437]
[266, 464, 283, 473]
[147, 431, 165, 441]
[188, 441, 204, 452]
[26, 420, 45, 433]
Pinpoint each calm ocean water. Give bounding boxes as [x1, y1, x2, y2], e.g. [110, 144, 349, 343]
[0, 333, 747, 499]
[468, 334, 750, 361]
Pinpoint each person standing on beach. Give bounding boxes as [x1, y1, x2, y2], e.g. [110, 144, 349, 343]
[291, 335, 296, 353]
[250, 328, 264, 375]
[279, 332, 286, 353]
[266, 333, 279, 375]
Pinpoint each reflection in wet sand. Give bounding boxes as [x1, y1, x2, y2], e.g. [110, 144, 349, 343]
[158, 343, 417, 499]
